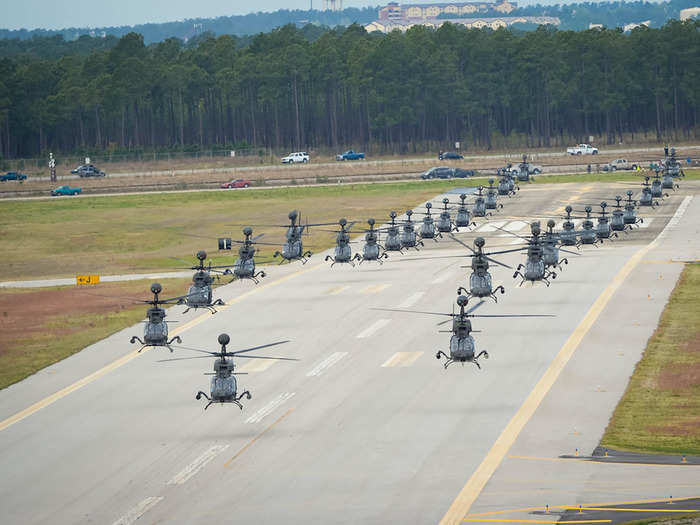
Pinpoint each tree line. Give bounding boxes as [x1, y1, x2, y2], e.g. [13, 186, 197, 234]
[0, 20, 698, 159]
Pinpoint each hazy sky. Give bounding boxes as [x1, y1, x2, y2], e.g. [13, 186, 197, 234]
[2, 0, 378, 30]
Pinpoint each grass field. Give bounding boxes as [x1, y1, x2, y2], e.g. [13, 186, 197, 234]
[618, 513, 700, 525]
[0, 278, 190, 390]
[601, 263, 700, 456]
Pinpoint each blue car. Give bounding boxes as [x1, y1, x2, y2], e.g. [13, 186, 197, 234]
[336, 150, 365, 161]
[0, 171, 27, 181]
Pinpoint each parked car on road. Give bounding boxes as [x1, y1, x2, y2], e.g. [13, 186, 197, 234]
[281, 152, 309, 164]
[336, 150, 365, 161]
[567, 144, 598, 155]
[71, 164, 106, 177]
[421, 167, 454, 179]
[453, 168, 476, 178]
[51, 185, 82, 196]
[0, 171, 27, 181]
[439, 151, 464, 160]
[603, 159, 637, 171]
[221, 178, 252, 189]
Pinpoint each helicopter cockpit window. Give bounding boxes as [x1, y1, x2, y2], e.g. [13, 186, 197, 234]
[470, 272, 492, 292]
[144, 319, 168, 341]
[450, 335, 474, 359]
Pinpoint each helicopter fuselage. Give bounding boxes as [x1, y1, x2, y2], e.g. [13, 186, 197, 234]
[420, 217, 437, 239]
[485, 190, 498, 209]
[437, 212, 453, 232]
[401, 225, 419, 247]
[384, 227, 402, 251]
[579, 220, 597, 245]
[473, 199, 487, 217]
[455, 207, 472, 227]
[142, 307, 169, 345]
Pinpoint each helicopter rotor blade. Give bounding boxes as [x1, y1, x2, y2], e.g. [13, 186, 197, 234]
[483, 254, 514, 269]
[559, 247, 581, 256]
[448, 233, 477, 255]
[156, 355, 215, 362]
[371, 307, 454, 317]
[234, 355, 299, 361]
[470, 314, 556, 318]
[492, 224, 531, 241]
[229, 340, 291, 356]
[467, 300, 486, 314]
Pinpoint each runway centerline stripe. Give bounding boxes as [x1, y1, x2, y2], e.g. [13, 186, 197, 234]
[167, 444, 229, 485]
[224, 408, 293, 468]
[382, 351, 423, 367]
[439, 196, 693, 525]
[356, 319, 391, 339]
[112, 496, 164, 525]
[245, 392, 295, 424]
[0, 262, 322, 434]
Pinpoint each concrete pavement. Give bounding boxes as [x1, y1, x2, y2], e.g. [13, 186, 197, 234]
[0, 181, 697, 525]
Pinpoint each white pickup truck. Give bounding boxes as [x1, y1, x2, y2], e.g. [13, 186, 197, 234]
[281, 151, 310, 164]
[567, 144, 599, 155]
[604, 159, 637, 171]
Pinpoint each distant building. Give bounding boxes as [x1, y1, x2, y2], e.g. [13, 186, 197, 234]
[378, 1, 517, 22]
[323, 0, 343, 11]
[680, 7, 700, 20]
[588, 23, 603, 29]
[365, 15, 559, 33]
[623, 20, 650, 32]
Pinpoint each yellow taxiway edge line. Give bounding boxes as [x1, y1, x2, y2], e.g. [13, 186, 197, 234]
[462, 518, 612, 523]
[559, 507, 699, 513]
[439, 222, 669, 525]
[224, 408, 294, 468]
[0, 264, 321, 434]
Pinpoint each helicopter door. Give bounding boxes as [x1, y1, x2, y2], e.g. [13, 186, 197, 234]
[211, 376, 236, 399]
[450, 335, 475, 360]
[363, 243, 379, 259]
[525, 259, 545, 280]
[144, 319, 168, 343]
[469, 272, 492, 295]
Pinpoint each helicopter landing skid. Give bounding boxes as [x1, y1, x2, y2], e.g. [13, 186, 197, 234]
[325, 255, 355, 268]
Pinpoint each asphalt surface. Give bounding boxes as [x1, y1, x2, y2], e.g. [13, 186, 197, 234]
[0, 181, 698, 525]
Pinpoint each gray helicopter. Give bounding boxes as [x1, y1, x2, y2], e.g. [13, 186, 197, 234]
[436, 198, 459, 233]
[498, 222, 557, 286]
[649, 172, 666, 198]
[400, 210, 423, 250]
[450, 235, 511, 302]
[497, 167, 519, 196]
[325, 218, 356, 266]
[639, 176, 662, 207]
[623, 190, 643, 226]
[559, 206, 578, 246]
[578, 206, 600, 246]
[610, 196, 630, 232]
[374, 295, 553, 369]
[542, 220, 579, 272]
[453, 193, 477, 228]
[516, 154, 535, 182]
[354, 218, 389, 264]
[129, 282, 183, 352]
[485, 178, 504, 210]
[594, 202, 618, 240]
[178, 251, 228, 313]
[417, 203, 441, 241]
[224, 227, 276, 284]
[383, 211, 404, 252]
[472, 186, 491, 218]
[159, 334, 294, 410]
[273, 210, 314, 264]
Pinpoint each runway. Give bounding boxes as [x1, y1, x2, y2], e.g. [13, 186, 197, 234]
[0, 182, 697, 525]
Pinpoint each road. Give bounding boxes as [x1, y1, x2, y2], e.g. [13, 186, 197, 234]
[0, 182, 697, 525]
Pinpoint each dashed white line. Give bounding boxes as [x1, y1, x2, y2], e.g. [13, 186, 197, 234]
[245, 392, 295, 424]
[306, 352, 348, 377]
[167, 444, 229, 485]
[399, 291, 425, 308]
[112, 496, 164, 525]
[356, 319, 391, 339]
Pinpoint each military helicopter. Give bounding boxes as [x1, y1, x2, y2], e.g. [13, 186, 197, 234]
[354, 218, 389, 264]
[449, 235, 512, 302]
[383, 211, 404, 252]
[129, 282, 184, 352]
[498, 222, 557, 286]
[436, 198, 459, 233]
[516, 154, 535, 182]
[593, 202, 618, 240]
[649, 172, 667, 199]
[542, 220, 579, 271]
[559, 205, 579, 246]
[485, 178, 504, 210]
[497, 168, 519, 196]
[578, 205, 600, 246]
[453, 193, 477, 228]
[639, 177, 661, 207]
[660, 164, 680, 190]
[400, 210, 423, 250]
[325, 218, 356, 267]
[416, 202, 441, 241]
[223, 227, 277, 284]
[623, 190, 644, 226]
[158, 334, 294, 410]
[273, 210, 314, 264]
[177, 251, 229, 313]
[610, 196, 629, 232]
[374, 295, 553, 369]
[665, 147, 685, 178]
[472, 186, 491, 218]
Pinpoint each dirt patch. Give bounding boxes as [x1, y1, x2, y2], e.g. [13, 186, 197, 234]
[657, 363, 700, 391]
[648, 418, 700, 437]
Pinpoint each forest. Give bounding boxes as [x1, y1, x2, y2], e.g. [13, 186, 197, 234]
[0, 20, 698, 159]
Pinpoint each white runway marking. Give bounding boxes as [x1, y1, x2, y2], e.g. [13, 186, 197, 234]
[474, 220, 507, 233]
[112, 496, 164, 525]
[306, 352, 348, 377]
[245, 392, 295, 424]
[356, 319, 391, 339]
[360, 283, 391, 294]
[382, 352, 424, 367]
[167, 444, 229, 485]
[504, 220, 528, 231]
[637, 217, 654, 229]
[398, 291, 424, 308]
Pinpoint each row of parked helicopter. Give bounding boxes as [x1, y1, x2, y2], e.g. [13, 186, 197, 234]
[128, 148, 686, 409]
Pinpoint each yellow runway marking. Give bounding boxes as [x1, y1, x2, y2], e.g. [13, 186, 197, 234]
[507, 455, 573, 462]
[224, 408, 293, 468]
[360, 283, 391, 294]
[0, 264, 322, 434]
[327, 284, 350, 295]
[438, 199, 688, 525]
[381, 351, 423, 367]
[462, 518, 612, 523]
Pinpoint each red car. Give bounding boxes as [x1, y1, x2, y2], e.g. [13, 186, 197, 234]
[221, 179, 252, 189]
